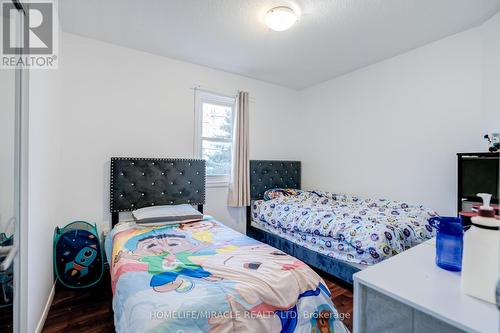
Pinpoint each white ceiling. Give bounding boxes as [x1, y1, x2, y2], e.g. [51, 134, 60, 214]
[60, 0, 500, 89]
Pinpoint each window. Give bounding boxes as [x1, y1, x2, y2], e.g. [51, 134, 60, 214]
[195, 91, 236, 186]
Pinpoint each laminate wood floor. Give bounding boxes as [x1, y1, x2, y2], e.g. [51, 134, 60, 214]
[0, 304, 13, 332]
[42, 273, 353, 333]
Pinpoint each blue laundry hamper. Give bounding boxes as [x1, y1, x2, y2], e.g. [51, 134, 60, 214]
[53, 221, 104, 288]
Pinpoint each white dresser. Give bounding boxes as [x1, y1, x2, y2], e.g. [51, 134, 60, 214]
[353, 240, 499, 333]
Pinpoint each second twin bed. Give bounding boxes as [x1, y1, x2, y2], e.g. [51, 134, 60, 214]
[246, 160, 436, 282]
[252, 188, 436, 265]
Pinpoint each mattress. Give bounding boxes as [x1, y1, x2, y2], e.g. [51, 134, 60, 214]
[105, 216, 349, 333]
[252, 189, 437, 265]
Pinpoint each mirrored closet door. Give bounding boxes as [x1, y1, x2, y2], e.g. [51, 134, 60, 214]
[0, 1, 25, 332]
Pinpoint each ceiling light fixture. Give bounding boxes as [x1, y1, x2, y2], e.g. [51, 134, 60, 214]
[265, 6, 298, 32]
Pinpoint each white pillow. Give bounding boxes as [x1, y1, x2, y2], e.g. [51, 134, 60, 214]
[132, 204, 203, 224]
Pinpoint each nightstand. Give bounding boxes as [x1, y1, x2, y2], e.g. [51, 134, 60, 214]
[353, 239, 499, 333]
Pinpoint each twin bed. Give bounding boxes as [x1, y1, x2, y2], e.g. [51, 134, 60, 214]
[105, 157, 436, 332]
[247, 161, 436, 283]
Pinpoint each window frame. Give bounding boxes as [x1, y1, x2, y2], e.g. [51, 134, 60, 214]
[194, 90, 236, 187]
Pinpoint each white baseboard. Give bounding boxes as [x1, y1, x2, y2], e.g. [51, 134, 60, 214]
[35, 282, 56, 333]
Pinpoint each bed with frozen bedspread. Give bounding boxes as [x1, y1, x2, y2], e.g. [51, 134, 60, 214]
[105, 216, 349, 333]
[251, 189, 437, 265]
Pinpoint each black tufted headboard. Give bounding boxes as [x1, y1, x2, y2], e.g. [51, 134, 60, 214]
[110, 157, 206, 226]
[249, 160, 301, 200]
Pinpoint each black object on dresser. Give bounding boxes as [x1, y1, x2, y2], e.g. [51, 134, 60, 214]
[457, 152, 499, 216]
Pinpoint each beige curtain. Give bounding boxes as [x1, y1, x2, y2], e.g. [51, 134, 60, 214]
[228, 91, 250, 207]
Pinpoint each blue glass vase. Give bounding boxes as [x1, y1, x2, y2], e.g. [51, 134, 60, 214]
[429, 216, 463, 272]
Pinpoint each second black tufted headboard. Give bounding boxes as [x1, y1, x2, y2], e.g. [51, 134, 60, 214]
[110, 157, 206, 226]
[249, 160, 301, 200]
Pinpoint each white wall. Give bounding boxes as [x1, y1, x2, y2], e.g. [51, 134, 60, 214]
[27, 66, 63, 332]
[297, 19, 498, 216]
[26, 2, 63, 331]
[0, 69, 16, 233]
[59, 33, 301, 233]
[481, 12, 500, 132]
[27, 68, 63, 332]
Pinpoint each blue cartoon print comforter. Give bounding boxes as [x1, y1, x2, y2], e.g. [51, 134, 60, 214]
[252, 189, 436, 265]
[105, 217, 349, 333]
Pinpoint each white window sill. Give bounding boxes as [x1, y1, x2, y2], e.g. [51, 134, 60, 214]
[207, 181, 229, 188]
[206, 176, 230, 188]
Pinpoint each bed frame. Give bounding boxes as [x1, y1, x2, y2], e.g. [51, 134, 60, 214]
[246, 160, 361, 284]
[110, 157, 206, 227]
